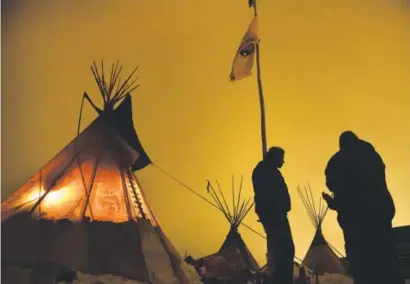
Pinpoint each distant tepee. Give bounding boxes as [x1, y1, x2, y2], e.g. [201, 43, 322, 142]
[1, 62, 199, 284]
[193, 177, 260, 275]
[297, 184, 346, 275]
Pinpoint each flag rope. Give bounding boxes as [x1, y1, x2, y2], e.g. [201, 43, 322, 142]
[152, 163, 265, 239]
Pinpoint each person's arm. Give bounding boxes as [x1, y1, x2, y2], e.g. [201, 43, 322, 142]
[253, 171, 282, 217]
[252, 168, 272, 217]
[322, 192, 338, 210]
[271, 171, 291, 214]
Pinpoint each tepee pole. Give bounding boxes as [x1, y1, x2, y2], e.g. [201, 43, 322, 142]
[251, 0, 267, 157]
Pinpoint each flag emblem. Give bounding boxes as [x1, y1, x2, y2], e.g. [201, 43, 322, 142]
[239, 38, 256, 57]
[229, 17, 259, 81]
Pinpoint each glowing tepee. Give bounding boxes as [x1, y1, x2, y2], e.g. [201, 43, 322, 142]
[1, 62, 199, 284]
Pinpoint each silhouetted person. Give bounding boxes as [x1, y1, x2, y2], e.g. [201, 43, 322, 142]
[252, 147, 295, 284]
[323, 131, 403, 284]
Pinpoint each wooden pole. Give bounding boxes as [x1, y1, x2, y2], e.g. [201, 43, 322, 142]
[252, 0, 268, 157]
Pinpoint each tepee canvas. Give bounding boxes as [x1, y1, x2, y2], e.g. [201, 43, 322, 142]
[192, 177, 260, 276]
[297, 184, 346, 276]
[1, 62, 198, 284]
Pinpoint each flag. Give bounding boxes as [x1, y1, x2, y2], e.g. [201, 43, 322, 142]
[229, 17, 259, 81]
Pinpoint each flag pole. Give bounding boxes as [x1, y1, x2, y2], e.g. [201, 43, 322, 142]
[252, 0, 267, 157]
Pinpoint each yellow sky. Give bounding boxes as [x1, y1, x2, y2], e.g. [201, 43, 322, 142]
[2, 0, 410, 265]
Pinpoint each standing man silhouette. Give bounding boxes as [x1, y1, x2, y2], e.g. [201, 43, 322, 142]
[323, 131, 403, 284]
[252, 147, 295, 284]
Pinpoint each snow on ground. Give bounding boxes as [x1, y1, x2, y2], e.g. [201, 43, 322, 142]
[3, 266, 197, 284]
[317, 273, 354, 284]
[59, 271, 147, 284]
[3, 265, 407, 284]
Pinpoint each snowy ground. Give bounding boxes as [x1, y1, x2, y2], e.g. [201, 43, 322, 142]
[2, 265, 408, 284]
[2, 266, 199, 284]
[69, 273, 353, 284]
[316, 274, 410, 284]
[316, 274, 353, 284]
[57, 272, 147, 284]
[2, 266, 146, 284]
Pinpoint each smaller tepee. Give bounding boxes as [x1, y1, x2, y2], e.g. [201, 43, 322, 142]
[187, 176, 260, 279]
[297, 184, 346, 276]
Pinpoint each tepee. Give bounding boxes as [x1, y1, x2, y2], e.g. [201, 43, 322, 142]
[190, 176, 260, 277]
[1, 62, 199, 284]
[297, 184, 346, 276]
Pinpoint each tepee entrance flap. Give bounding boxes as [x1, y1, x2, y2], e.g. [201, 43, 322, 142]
[107, 94, 152, 171]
